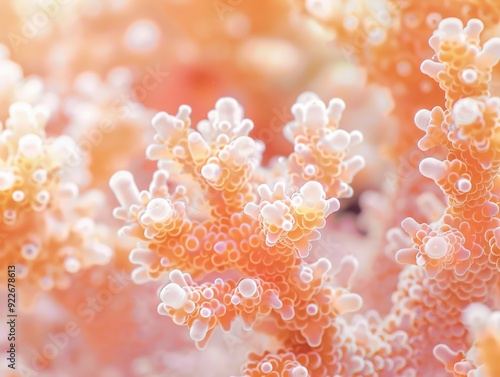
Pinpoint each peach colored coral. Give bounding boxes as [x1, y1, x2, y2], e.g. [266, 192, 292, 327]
[5, 1, 500, 377]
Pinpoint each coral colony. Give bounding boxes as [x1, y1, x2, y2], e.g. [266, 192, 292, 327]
[5, 1, 500, 377]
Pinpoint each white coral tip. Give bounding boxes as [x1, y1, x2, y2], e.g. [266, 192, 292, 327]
[145, 197, 173, 223]
[456, 178, 472, 192]
[304, 101, 327, 130]
[414, 109, 431, 130]
[190, 319, 209, 342]
[238, 278, 258, 298]
[420, 60, 445, 79]
[201, 162, 222, 181]
[327, 98, 346, 122]
[424, 236, 449, 259]
[160, 283, 187, 309]
[453, 98, 481, 126]
[478, 38, 500, 67]
[419, 158, 447, 181]
[324, 129, 350, 151]
[110, 170, 141, 209]
[19, 134, 43, 159]
[335, 293, 362, 314]
[299, 181, 325, 206]
[460, 68, 478, 84]
[291, 366, 309, 377]
[437, 18, 463, 38]
[0, 171, 15, 191]
[463, 303, 491, 334]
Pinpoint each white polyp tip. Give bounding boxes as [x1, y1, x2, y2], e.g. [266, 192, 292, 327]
[291, 366, 309, 377]
[0, 171, 15, 191]
[305, 0, 334, 19]
[456, 178, 472, 193]
[201, 163, 222, 181]
[327, 198, 340, 213]
[300, 180, 323, 195]
[480, 38, 500, 67]
[453, 98, 481, 126]
[327, 98, 346, 121]
[304, 164, 316, 176]
[420, 60, 445, 78]
[200, 307, 211, 318]
[294, 143, 309, 155]
[32, 169, 47, 184]
[160, 283, 187, 309]
[173, 146, 186, 158]
[283, 220, 293, 232]
[36, 190, 50, 205]
[304, 101, 328, 130]
[109, 170, 140, 208]
[189, 319, 209, 342]
[465, 19, 484, 36]
[214, 241, 226, 254]
[21, 243, 40, 260]
[12, 190, 25, 202]
[424, 236, 449, 259]
[238, 278, 258, 298]
[19, 134, 43, 159]
[419, 158, 446, 181]
[145, 197, 173, 223]
[306, 303, 319, 316]
[463, 303, 490, 331]
[438, 17, 463, 38]
[109, 170, 134, 190]
[125, 20, 159, 52]
[414, 109, 431, 131]
[299, 181, 325, 207]
[328, 129, 351, 151]
[9, 102, 31, 119]
[202, 288, 214, 299]
[336, 293, 363, 314]
[64, 257, 81, 273]
[215, 97, 239, 113]
[231, 136, 256, 163]
[187, 132, 202, 142]
[460, 68, 478, 84]
[260, 362, 273, 374]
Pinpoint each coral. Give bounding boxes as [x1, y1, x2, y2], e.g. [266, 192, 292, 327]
[110, 94, 420, 376]
[0, 59, 113, 301]
[6, 1, 500, 377]
[387, 17, 500, 375]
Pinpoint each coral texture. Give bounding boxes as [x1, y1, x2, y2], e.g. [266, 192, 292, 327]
[4, 1, 500, 377]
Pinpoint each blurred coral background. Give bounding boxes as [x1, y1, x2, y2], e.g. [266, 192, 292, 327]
[2, 0, 500, 376]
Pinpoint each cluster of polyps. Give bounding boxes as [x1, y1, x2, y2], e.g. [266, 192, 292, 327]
[157, 270, 284, 349]
[284, 92, 364, 198]
[0, 101, 113, 292]
[435, 303, 500, 377]
[111, 93, 373, 376]
[385, 17, 500, 375]
[244, 180, 339, 258]
[420, 18, 500, 108]
[397, 215, 483, 278]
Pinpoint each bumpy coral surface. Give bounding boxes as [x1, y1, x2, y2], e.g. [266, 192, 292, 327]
[4, 1, 500, 377]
